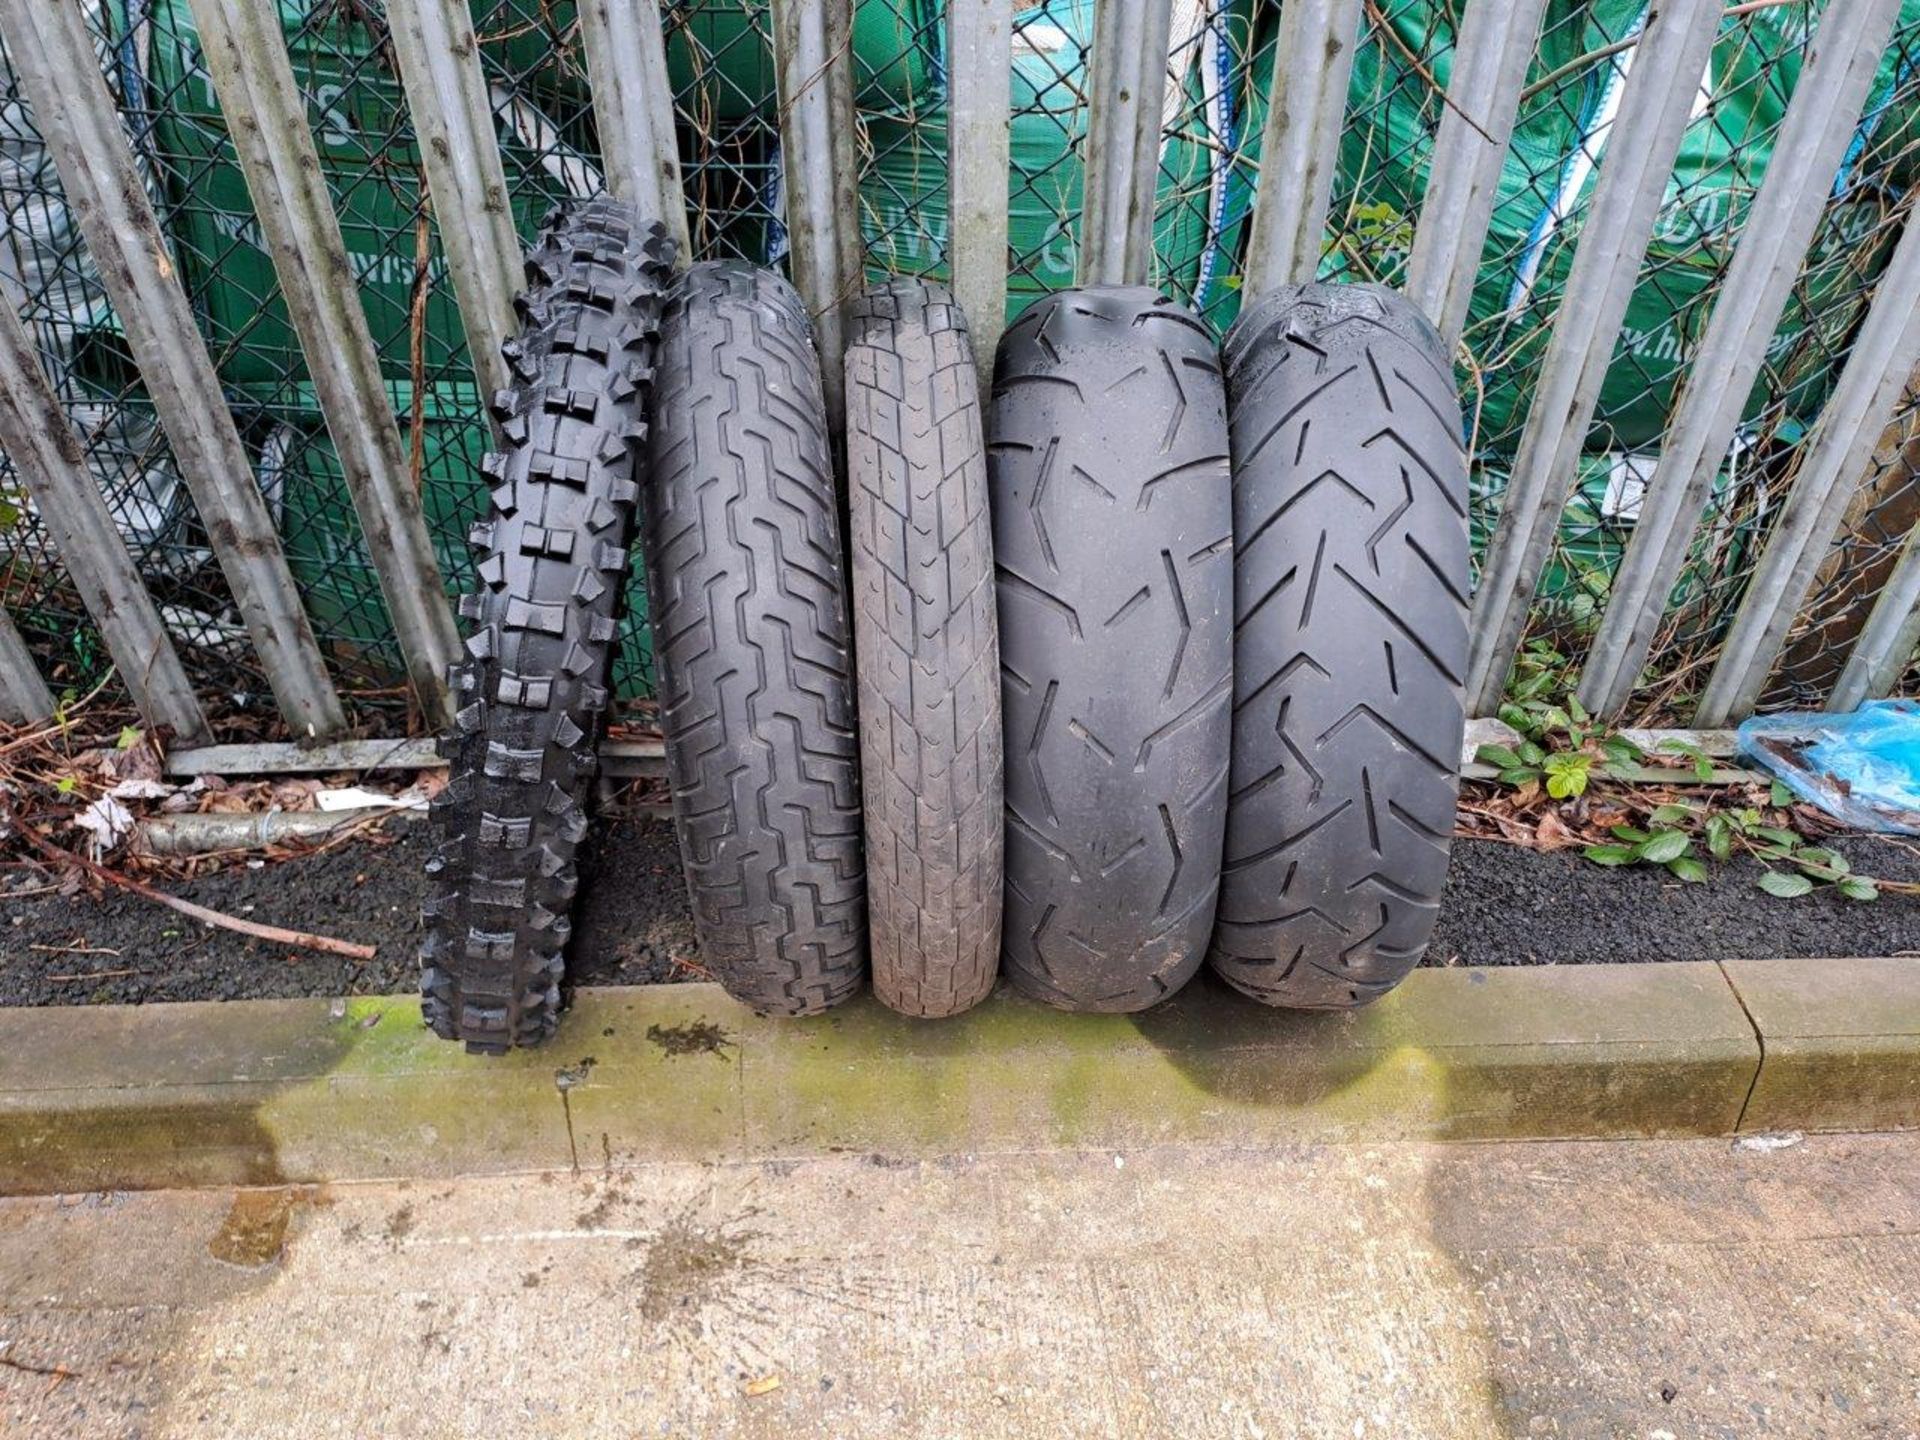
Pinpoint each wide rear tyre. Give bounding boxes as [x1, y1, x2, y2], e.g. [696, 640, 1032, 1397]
[988, 287, 1233, 1012]
[1209, 282, 1469, 1009]
[845, 280, 1004, 1018]
[642, 261, 867, 1015]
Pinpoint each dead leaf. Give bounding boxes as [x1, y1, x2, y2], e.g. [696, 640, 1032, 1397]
[741, 1375, 782, 1398]
[1533, 811, 1579, 851]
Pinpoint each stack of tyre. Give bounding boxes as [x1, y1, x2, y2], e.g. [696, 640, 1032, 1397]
[423, 201, 1467, 1051]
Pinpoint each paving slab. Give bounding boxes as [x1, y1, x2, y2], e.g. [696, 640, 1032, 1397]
[3, 1133, 1919, 1438]
[1724, 956, 1920, 1133]
[0, 965, 1762, 1195]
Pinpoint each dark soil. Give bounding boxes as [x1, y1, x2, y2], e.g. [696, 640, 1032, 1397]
[1428, 831, 1920, 967]
[3, 825, 1916, 1007]
[0, 816, 694, 1008]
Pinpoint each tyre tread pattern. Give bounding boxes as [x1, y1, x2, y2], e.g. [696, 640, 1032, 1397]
[421, 199, 672, 1052]
[989, 286, 1233, 1012]
[1210, 281, 1468, 1009]
[846, 280, 1003, 1017]
[643, 261, 866, 1015]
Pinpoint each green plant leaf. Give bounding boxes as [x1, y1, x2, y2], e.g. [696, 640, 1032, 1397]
[1650, 803, 1694, 824]
[1705, 815, 1732, 861]
[1542, 752, 1591, 799]
[54, 776, 75, 795]
[1584, 844, 1638, 867]
[1517, 740, 1548, 767]
[1754, 827, 1802, 848]
[1611, 825, 1650, 842]
[1770, 779, 1794, 808]
[1838, 877, 1879, 902]
[1476, 744, 1524, 770]
[1666, 856, 1708, 883]
[116, 725, 141, 751]
[1636, 830, 1691, 864]
[1498, 766, 1542, 786]
[1794, 847, 1848, 875]
[1600, 735, 1645, 763]
[1757, 870, 1814, 899]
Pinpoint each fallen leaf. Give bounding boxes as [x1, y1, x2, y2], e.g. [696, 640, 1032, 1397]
[741, 1375, 782, 1398]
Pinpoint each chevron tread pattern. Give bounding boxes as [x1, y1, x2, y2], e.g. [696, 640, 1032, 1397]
[641, 261, 866, 1016]
[1210, 282, 1468, 1010]
[988, 287, 1233, 1013]
[845, 280, 1003, 1017]
[421, 199, 672, 1052]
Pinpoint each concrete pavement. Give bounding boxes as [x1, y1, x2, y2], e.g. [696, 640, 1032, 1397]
[4, 1131, 1918, 1438]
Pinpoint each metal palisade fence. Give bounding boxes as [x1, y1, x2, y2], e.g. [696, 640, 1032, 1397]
[1, 0, 1919, 748]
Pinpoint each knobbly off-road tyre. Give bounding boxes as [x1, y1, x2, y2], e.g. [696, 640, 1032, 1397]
[988, 287, 1234, 1013]
[421, 200, 672, 1052]
[844, 279, 1004, 1019]
[1210, 282, 1469, 1010]
[642, 261, 866, 1016]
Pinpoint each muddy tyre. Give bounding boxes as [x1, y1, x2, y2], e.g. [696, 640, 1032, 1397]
[844, 280, 1003, 1018]
[1210, 282, 1468, 1009]
[988, 287, 1233, 1012]
[642, 262, 866, 1015]
[421, 200, 672, 1052]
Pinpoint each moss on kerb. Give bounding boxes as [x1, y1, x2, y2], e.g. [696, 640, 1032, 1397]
[0, 966, 1776, 1195]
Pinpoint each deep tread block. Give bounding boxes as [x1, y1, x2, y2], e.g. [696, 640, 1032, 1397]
[420, 200, 673, 1050]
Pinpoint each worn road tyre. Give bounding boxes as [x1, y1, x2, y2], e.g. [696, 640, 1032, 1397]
[642, 261, 866, 1015]
[422, 200, 672, 1052]
[1210, 282, 1469, 1009]
[845, 281, 1003, 1018]
[988, 287, 1233, 1012]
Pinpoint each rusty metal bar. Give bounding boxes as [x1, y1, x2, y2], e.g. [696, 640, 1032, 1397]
[578, 0, 691, 261]
[1079, 0, 1175, 287]
[1577, 0, 1905, 718]
[0, 604, 54, 725]
[0, 0, 346, 738]
[1403, 0, 1550, 349]
[1241, 0, 1363, 298]
[1464, 0, 1722, 715]
[947, 0, 1012, 386]
[0, 297, 210, 741]
[386, 0, 521, 401]
[187, 0, 459, 725]
[1696, 215, 1920, 725]
[771, 0, 860, 427]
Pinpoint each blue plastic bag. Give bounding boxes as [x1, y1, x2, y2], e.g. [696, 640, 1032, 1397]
[1738, 699, 1920, 835]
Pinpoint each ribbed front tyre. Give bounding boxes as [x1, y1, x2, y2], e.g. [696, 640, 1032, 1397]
[642, 262, 867, 1015]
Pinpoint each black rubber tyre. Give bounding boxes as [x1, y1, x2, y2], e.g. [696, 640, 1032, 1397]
[844, 280, 1003, 1018]
[988, 287, 1233, 1012]
[642, 261, 866, 1015]
[1210, 282, 1469, 1009]
[421, 200, 672, 1052]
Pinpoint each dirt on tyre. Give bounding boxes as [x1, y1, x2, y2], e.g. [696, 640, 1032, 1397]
[421, 199, 672, 1052]
[988, 287, 1233, 1012]
[1210, 281, 1468, 1009]
[843, 279, 1003, 1018]
[642, 261, 866, 1015]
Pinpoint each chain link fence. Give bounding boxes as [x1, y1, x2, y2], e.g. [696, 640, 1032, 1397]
[2, 0, 1918, 736]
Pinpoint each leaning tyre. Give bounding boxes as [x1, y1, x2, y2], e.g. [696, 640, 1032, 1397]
[421, 200, 672, 1052]
[845, 279, 1003, 1018]
[989, 287, 1233, 1012]
[1210, 282, 1468, 1009]
[642, 261, 866, 1015]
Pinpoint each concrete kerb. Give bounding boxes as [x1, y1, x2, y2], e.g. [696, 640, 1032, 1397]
[0, 959, 1912, 1196]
